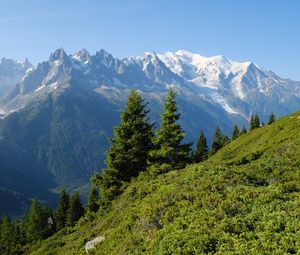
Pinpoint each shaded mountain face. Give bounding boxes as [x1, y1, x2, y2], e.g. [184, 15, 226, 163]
[0, 57, 33, 100]
[0, 48, 300, 216]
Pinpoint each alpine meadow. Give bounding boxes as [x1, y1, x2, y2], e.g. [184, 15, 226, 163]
[1, 1, 300, 254]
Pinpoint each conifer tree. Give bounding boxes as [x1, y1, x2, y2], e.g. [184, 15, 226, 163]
[268, 112, 276, 125]
[211, 126, 224, 155]
[150, 89, 191, 172]
[96, 90, 154, 203]
[222, 134, 230, 146]
[66, 193, 84, 227]
[193, 131, 208, 163]
[250, 115, 254, 130]
[86, 187, 100, 213]
[55, 190, 70, 230]
[23, 199, 54, 242]
[0, 215, 20, 255]
[231, 125, 240, 141]
[240, 125, 247, 135]
[250, 114, 260, 130]
[254, 114, 260, 128]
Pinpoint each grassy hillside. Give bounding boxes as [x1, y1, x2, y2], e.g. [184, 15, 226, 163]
[24, 111, 300, 254]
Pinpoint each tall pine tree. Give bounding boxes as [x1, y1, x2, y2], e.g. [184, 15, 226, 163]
[193, 131, 208, 163]
[23, 199, 54, 242]
[86, 187, 100, 213]
[0, 216, 21, 255]
[55, 190, 70, 230]
[66, 193, 84, 227]
[95, 90, 154, 203]
[250, 114, 260, 130]
[150, 89, 191, 172]
[211, 126, 224, 155]
[231, 125, 240, 141]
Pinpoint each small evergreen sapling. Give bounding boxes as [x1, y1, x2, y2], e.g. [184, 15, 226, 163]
[268, 112, 276, 125]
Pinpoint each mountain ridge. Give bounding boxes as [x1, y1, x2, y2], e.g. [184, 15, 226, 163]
[1, 48, 299, 122]
[0, 48, 300, 216]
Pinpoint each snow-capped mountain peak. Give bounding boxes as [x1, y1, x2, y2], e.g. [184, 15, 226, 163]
[1, 48, 300, 126]
[157, 50, 262, 97]
[49, 48, 69, 63]
[72, 48, 91, 64]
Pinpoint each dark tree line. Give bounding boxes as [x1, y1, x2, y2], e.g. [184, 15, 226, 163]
[0, 188, 99, 254]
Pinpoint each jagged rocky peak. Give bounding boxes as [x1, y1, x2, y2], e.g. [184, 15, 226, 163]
[134, 51, 161, 65]
[72, 48, 91, 64]
[93, 49, 117, 67]
[0, 57, 15, 66]
[144, 51, 159, 60]
[22, 58, 33, 70]
[0, 57, 32, 71]
[49, 48, 69, 63]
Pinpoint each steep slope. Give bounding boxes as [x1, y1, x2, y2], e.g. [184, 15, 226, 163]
[0, 57, 33, 116]
[25, 110, 300, 254]
[0, 84, 120, 185]
[158, 50, 300, 119]
[1, 48, 300, 217]
[0, 78, 121, 216]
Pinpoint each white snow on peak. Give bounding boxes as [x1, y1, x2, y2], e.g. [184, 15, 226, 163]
[157, 50, 257, 98]
[72, 49, 91, 64]
[124, 51, 161, 71]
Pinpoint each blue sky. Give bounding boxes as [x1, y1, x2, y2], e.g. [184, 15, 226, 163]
[0, 0, 299, 79]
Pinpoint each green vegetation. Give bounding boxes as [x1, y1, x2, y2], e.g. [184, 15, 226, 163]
[150, 89, 191, 173]
[55, 190, 70, 230]
[268, 112, 276, 125]
[231, 125, 239, 141]
[23, 199, 55, 242]
[13, 97, 300, 254]
[1, 87, 296, 254]
[93, 90, 154, 205]
[86, 187, 100, 213]
[0, 216, 22, 255]
[210, 126, 226, 155]
[193, 131, 208, 163]
[239, 125, 247, 135]
[0, 89, 120, 216]
[250, 113, 260, 130]
[66, 193, 84, 227]
[0, 190, 85, 254]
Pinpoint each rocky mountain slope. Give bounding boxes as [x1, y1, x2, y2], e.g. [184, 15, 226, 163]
[0, 48, 300, 216]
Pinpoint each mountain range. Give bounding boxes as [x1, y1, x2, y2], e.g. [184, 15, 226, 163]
[1, 48, 300, 216]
